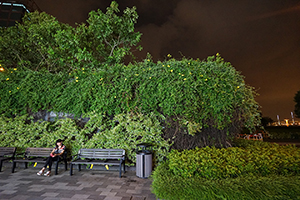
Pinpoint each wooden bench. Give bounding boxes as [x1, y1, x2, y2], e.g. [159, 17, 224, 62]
[12, 147, 67, 175]
[70, 149, 126, 177]
[0, 147, 16, 172]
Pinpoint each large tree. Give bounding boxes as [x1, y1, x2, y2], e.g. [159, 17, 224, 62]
[0, 1, 142, 73]
[0, 2, 261, 149]
[294, 90, 300, 118]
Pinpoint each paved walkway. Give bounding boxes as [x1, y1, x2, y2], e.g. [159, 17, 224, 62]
[0, 164, 157, 200]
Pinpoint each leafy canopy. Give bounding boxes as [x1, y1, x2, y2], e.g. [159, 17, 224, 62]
[0, 54, 261, 134]
[0, 1, 142, 73]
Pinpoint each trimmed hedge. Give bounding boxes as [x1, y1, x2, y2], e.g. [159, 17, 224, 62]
[265, 127, 300, 140]
[232, 138, 275, 148]
[167, 143, 300, 179]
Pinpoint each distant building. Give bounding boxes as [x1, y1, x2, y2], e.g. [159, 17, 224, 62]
[0, 0, 40, 27]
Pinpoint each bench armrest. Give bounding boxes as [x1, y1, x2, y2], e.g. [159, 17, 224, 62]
[71, 154, 79, 161]
[14, 152, 26, 158]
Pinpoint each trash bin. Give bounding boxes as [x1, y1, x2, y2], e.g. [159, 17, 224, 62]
[136, 143, 152, 178]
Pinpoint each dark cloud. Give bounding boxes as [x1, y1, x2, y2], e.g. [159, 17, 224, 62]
[118, 0, 180, 26]
[34, 0, 300, 120]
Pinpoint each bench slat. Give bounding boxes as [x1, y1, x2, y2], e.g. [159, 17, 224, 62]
[25, 148, 53, 157]
[0, 147, 16, 157]
[13, 158, 48, 163]
[72, 159, 120, 165]
[79, 149, 124, 159]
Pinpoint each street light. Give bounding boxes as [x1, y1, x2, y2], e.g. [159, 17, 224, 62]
[284, 119, 289, 127]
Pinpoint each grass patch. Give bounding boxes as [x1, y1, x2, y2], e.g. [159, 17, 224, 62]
[151, 162, 300, 200]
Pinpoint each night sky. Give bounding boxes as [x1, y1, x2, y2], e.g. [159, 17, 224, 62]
[34, 0, 300, 121]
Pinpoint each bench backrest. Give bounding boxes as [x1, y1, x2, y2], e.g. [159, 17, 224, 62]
[78, 149, 125, 159]
[0, 147, 16, 157]
[25, 147, 53, 157]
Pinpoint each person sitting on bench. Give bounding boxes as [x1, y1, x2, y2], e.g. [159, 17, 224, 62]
[37, 139, 65, 176]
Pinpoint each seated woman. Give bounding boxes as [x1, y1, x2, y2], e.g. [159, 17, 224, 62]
[37, 139, 66, 176]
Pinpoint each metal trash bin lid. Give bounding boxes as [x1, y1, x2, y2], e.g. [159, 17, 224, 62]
[136, 143, 153, 153]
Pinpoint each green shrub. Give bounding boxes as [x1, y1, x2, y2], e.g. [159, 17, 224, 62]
[151, 162, 300, 200]
[0, 115, 85, 154]
[82, 112, 171, 164]
[0, 112, 170, 164]
[167, 144, 300, 179]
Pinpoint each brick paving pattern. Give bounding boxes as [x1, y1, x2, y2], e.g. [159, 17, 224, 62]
[0, 164, 157, 200]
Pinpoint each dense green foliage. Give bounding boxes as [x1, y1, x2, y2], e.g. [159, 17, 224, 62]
[0, 113, 170, 164]
[0, 56, 260, 140]
[0, 1, 141, 73]
[151, 162, 300, 200]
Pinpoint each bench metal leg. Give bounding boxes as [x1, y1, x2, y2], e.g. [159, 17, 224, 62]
[55, 161, 59, 175]
[0, 160, 3, 172]
[70, 163, 73, 176]
[25, 162, 28, 169]
[64, 160, 68, 171]
[119, 164, 122, 178]
[78, 164, 81, 171]
[12, 161, 16, 173]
